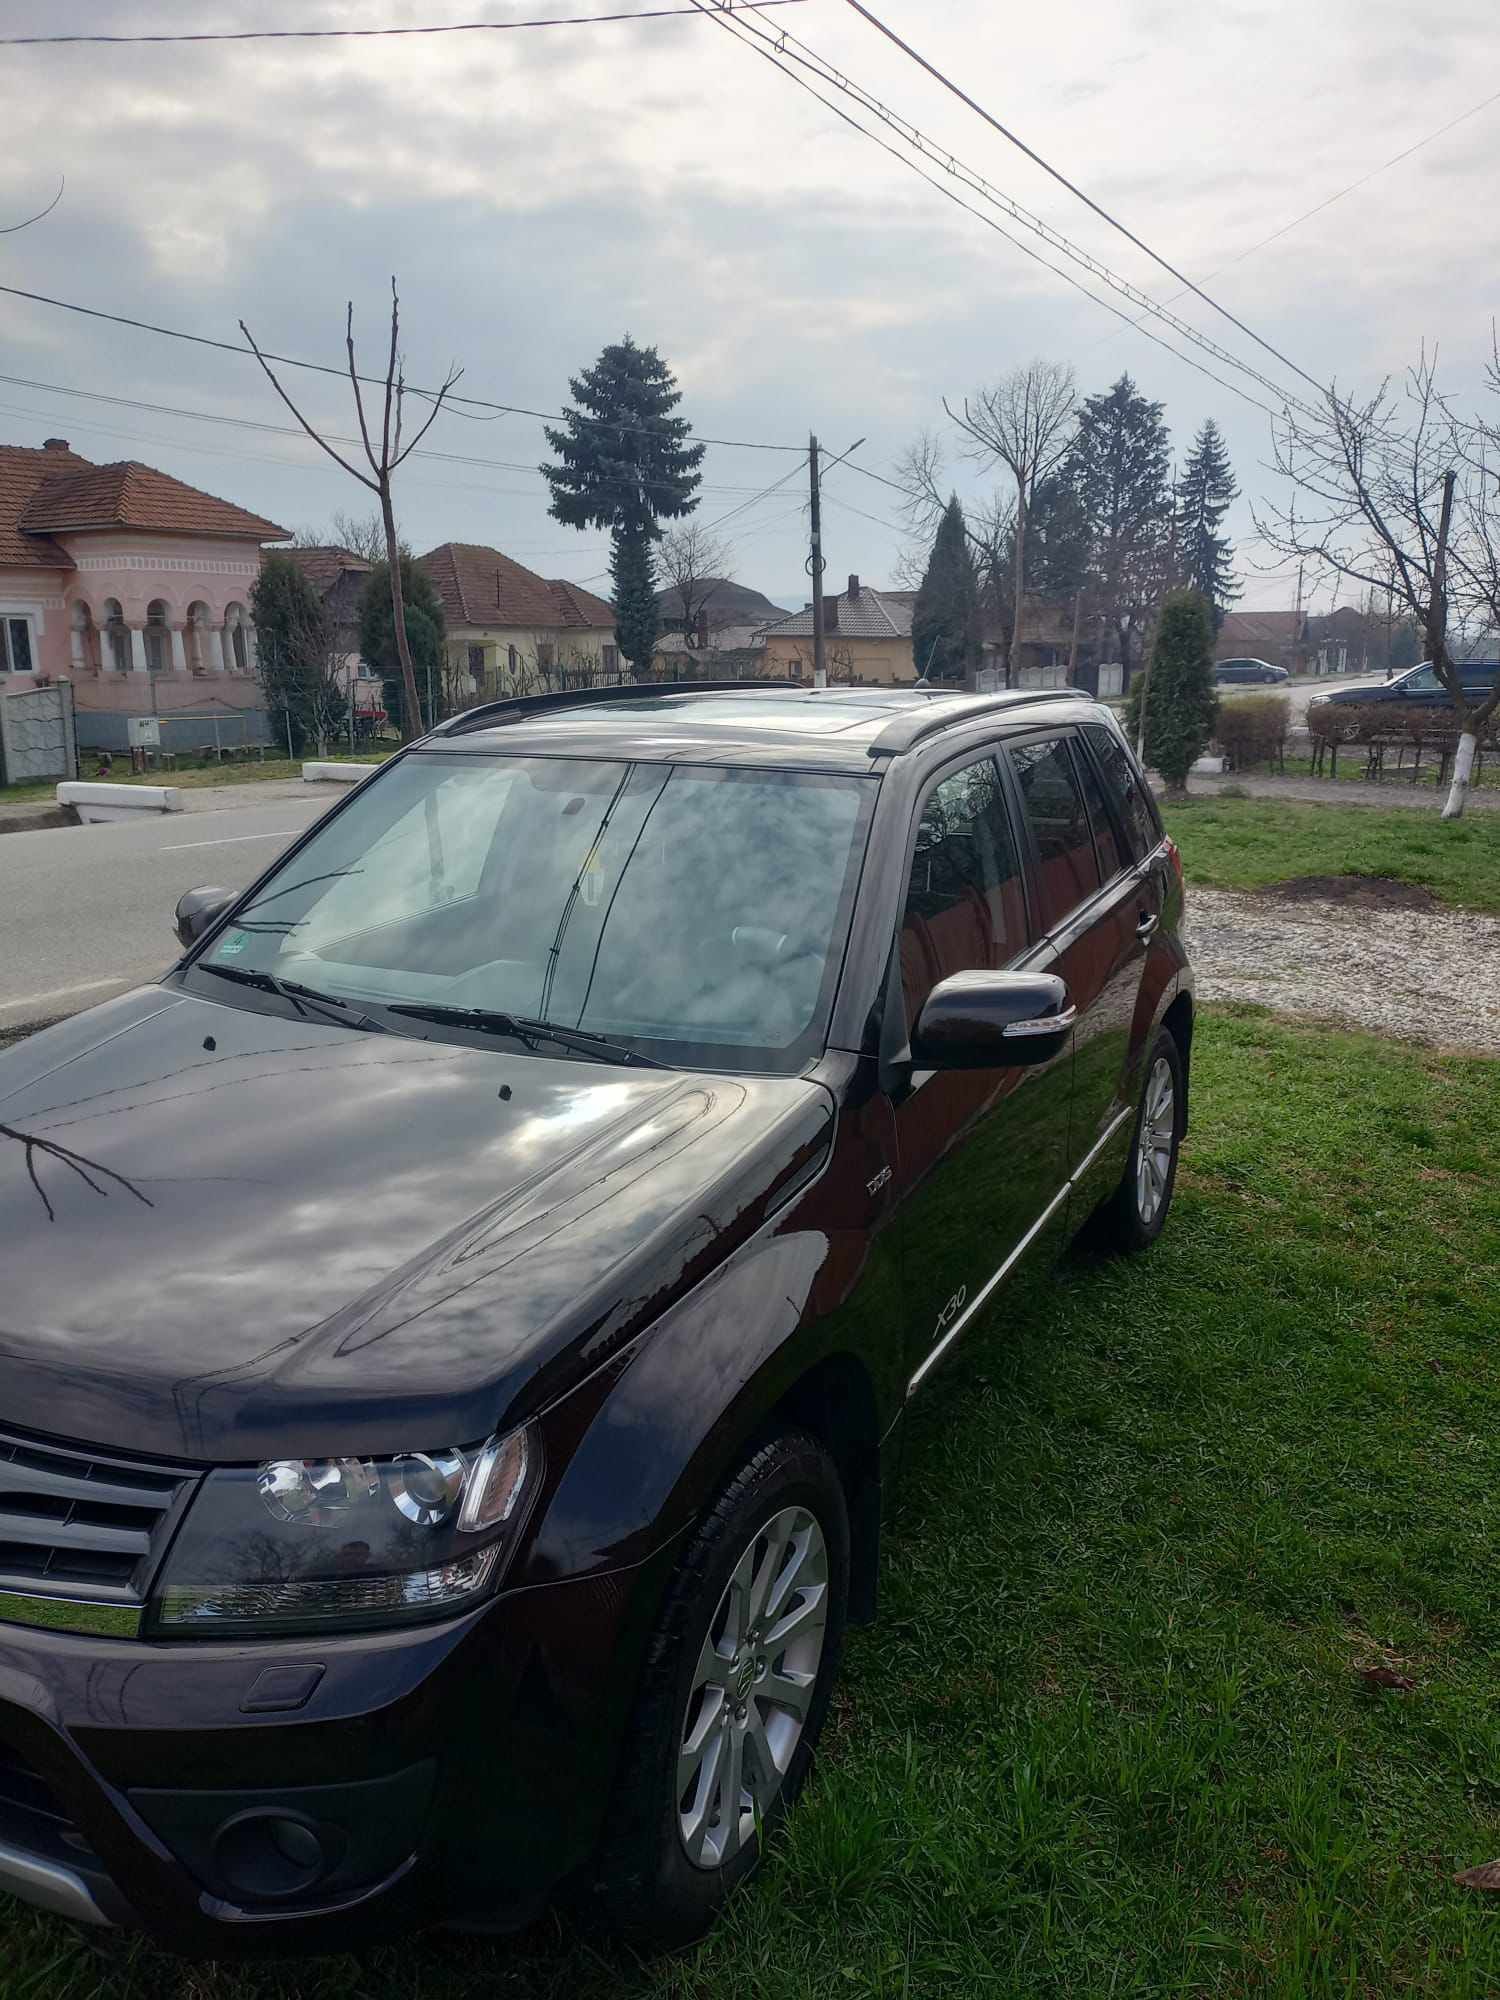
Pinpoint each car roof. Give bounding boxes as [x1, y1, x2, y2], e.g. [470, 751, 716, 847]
[420, 684, 1111, 773]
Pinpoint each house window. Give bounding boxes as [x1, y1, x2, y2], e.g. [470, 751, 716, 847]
[507, 645, 519, 678]
[602, 643, 619, 676]
[537, 640, 556, 671]
[0, 616, 35, 673]
[467, 645, 485, 680]
[144, 599, 171, 674]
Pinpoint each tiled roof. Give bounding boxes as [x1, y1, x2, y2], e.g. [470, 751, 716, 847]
[762, 583, 914, 641]
[657, 624, 768, 655]
[276, 545, 374, 593]
[0, 443, 94, 568]
[1215, 609, 1305, 660]
[419, 543, 616, 632]
[19, 460, 287, 541]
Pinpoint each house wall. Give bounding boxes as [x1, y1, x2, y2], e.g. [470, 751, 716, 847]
[446, 623, 619, 691]
[762, 633, 915, 685]
[0, 533, 274, 746]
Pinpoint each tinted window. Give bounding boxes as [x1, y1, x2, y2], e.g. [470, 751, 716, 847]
[1083, 722, 1161, 862]
[1008, 735, 1102, 930]
[1069, 737, 1125, 880]
[899, 756, 1027, 1026]
[1403, 665, 1440, 692]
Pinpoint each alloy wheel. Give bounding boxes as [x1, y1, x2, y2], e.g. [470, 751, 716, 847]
[676, 1505, 829, 1871]
[1135, 1054, 1176, 1226]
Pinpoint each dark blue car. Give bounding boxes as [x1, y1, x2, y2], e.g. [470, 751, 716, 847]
[1319, 660, 1500, 709]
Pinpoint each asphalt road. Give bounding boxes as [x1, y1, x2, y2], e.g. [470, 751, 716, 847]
[1219, 670, 1385, 727]
[0, 792, 333, 1032]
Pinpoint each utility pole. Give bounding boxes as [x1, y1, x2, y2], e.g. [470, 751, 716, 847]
[808, 433, 827, 689]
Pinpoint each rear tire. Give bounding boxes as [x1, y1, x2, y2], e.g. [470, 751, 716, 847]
[1094, 1027, 1184, 1254]
[591, 1431, 848, 1947]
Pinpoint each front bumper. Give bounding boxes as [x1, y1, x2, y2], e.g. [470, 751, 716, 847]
[0, 1552, 671, 1957]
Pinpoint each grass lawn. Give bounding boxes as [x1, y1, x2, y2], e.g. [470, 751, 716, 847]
[0, 753, 390, 807]
[1162, 797, 1500, 914]
[4, 1010, 1499, 1996]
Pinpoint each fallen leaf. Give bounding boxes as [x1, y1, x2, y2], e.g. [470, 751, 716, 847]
[1454, 1859, 1500, 1892]
[1359, 1665, 1416, 1692]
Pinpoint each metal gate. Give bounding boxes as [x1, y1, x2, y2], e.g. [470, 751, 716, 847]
[0, 682, 78, 785]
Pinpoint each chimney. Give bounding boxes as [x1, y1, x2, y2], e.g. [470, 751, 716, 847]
[847, 573, 860, 600]
[43, 437, 69, 452]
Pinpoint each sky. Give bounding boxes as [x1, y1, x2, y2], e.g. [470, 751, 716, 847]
[2, 0, 1498, 615]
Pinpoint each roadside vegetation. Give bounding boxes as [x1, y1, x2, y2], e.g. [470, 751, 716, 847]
[5, 1011, 1499, 1998]
[1162, 796, 1500, 914]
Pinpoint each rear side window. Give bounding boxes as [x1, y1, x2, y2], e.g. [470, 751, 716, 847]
[1069, 737, 1125, 881]
[899, 755, 1027, 1026]
[1008, 736, 1102, 931]
[1083, 722, 1161, 862]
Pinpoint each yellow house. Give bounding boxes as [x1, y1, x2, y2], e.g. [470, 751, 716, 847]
[759, 575, 915, 685]
[419, 542, 619, 695]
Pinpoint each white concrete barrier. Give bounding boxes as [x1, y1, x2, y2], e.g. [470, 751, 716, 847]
[1191, 754, 1229, 776]
[302, 762, 373, 785]
[57, 781, 182, 823]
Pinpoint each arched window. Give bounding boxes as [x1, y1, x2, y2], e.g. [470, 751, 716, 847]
[186, 602, 211, 675]
[144, 600, 171, 674]
[104, 599, 130, 674]
[71, 600, 98, 674]
[224, 602, 249, 674]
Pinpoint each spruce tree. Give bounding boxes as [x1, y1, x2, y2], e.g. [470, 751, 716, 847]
[358, 556, 446, 733]
[611, 524, 660, 680]
[912, 496, 980, 683]
[1177, 418, 1240, 621]
[1071, 375, 1173, 675]
[542, 336, 706, 677]
[1139, 588, 1218, 798]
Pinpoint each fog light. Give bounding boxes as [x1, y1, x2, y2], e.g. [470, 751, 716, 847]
[213, 1810, 331, 1901]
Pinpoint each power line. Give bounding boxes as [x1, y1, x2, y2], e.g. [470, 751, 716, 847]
[0, 282, 806, 452]
[0, 2, 806, 47]
[836, 0, 1332, 404]
[688, 2, 1283, 423]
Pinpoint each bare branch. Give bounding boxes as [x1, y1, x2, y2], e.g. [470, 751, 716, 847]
[241, 316, 377, 491]
[0, 174, 64, 234]
[392, 363, 465, 467]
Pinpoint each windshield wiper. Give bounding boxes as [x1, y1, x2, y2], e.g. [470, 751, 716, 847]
[199, 963, 388, 1034]
[384, 1002, 667, 1069]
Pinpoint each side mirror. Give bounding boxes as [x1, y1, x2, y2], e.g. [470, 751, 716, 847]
[912, 970, 1075, 1071]
[175, 885, 237, 951]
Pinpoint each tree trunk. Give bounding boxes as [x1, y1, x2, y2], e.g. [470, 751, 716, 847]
[1441, 730, 1478, 820]
[1066, 590, 1082, 685]
[1010, 486, 1026, 689]
[379, 484, 422, 741]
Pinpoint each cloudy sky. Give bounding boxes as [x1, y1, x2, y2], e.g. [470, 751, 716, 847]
[3, 0, 1497, 613]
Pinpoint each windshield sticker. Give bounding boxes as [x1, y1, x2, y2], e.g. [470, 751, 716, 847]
[217, 931, 249, 956]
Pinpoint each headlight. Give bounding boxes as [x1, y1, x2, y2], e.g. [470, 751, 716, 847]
[150, 1427, 537, 1638]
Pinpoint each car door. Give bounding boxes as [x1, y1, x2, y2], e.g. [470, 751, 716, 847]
[884, 749, 1073, 1390]
[1004, 729, 1160, 1187]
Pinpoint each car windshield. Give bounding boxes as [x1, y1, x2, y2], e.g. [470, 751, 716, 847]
[189, 752, 875, 1073]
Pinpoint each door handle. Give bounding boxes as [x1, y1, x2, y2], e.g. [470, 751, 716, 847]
[1136, 910, 1160, 941]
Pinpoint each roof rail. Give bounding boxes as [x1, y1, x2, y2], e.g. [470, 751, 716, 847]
[426, 678, 800, 740]
[866, 687, 1085, 758]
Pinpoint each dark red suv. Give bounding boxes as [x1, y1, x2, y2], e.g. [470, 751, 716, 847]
[0, 683, 1192, 1956]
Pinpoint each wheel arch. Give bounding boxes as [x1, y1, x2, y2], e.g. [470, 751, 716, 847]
[758, 1352, 884, 1626]
[1161, 989, 1195, 1131]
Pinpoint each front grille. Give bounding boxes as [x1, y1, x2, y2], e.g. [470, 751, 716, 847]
[0, 1426, 197, 1606]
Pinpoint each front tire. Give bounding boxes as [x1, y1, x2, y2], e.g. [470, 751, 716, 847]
[592, 1431, 849, 1946]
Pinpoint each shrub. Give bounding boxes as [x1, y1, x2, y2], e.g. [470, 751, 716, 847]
[1215, 693, 1290, 770]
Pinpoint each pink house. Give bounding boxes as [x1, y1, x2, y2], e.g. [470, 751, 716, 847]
[0, 438, 287, 750]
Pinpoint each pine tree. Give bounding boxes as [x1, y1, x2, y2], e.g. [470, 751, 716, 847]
[611, 524, 660, 679]
[1070, 375, 1173, 677]
[251, 554, 342, 755]
[1176, 418, 1240, 621]
[1139, 588, 1218, 797]
[358, 556, 446, 733]
[912, 496, 980, 683]
[542, 336, 706, 677]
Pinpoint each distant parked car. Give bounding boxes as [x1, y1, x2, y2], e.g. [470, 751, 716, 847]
[1317, 659, 1500, 709]
[1214, 658, 1288, 685]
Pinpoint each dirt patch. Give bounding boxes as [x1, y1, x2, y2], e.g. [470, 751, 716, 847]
[1257, 873, 1439, 912]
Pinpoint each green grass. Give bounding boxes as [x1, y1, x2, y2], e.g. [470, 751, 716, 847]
[4, 1011, 1500, 1996]
[0, 753, 390, 807]
[1162, 797, 1500, 913]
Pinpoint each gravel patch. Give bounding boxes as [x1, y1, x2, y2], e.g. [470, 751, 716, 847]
[1188, 886, 1500, 1053]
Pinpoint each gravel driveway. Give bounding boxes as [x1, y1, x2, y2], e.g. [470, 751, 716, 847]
[1188, 884, 1500, 1053]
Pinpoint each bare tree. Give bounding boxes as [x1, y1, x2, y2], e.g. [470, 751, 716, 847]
[1256, 347, 1500, 818]
[289, 510, 389, 564]
[893, 430, 1013, 627]
[658, 522, 735, 646]
[240, 281, 461, 742]
[945, 361, 1077, 680]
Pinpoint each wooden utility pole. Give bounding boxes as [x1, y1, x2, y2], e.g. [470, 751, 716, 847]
[808, 433, 827, 688]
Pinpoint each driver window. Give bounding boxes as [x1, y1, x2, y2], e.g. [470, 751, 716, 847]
[899, 755, 1027, 1028]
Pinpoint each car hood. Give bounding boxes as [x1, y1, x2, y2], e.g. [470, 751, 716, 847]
[0, 988, 832, 1463]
